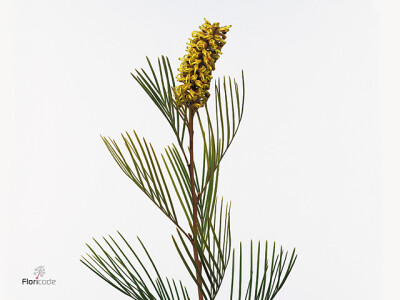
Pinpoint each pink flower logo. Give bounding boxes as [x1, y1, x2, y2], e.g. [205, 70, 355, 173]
[33, 266, 45, 279]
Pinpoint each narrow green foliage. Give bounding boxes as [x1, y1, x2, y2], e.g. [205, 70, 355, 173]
[196, 72, 245, 241]
[82, 50, 297, 300]
[81, 232, 191, 300]
[229, 241, 297, 300]
[101, 131, 179, 225]
[131, 56, 186, 145]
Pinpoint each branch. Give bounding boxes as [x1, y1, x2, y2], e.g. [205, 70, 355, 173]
[81, 232, 191, 300]
[196, 73, 245, 201]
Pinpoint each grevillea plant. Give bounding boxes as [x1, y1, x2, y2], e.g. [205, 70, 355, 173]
[81, 19, 297, 300]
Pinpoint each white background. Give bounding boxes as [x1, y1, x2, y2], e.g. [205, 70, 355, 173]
[1, 0, 399, 299]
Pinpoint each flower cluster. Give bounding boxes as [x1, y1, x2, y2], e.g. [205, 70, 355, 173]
[173, 19, 231, 110]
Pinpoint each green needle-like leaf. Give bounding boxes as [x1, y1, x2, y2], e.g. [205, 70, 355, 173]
[229, 241, 297, 300]
[81, 232, 191, 300]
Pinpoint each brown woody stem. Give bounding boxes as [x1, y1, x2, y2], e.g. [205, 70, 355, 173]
[188, 108, 203, 300]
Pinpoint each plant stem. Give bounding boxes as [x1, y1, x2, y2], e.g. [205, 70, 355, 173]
[188, 108, 203, 300]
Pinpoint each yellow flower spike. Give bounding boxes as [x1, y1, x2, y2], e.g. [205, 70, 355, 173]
[173, 18, 232, 110]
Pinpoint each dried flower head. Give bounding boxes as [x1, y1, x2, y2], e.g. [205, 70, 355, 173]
[173, 19, 232, 110]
